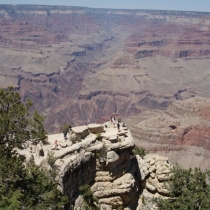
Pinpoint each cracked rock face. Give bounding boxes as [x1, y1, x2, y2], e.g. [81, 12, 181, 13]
[136, 154, 173, 210]
[136, 154, 172, 196]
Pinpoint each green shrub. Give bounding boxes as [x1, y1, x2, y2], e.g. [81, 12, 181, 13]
[70, 135, 80, 144]
[39, 148, 44, 156]
[117, 206, 124, 210]
[62, 124, 69, 133]
[132, 146, 148, 158]
[47, 151, 56, 168]
[154, 165, 210, 209]
[96, 144, 107, 161]
[142, 195, 145, 205]
[95, 133, 102, 141]
[79, 184, 99, 210]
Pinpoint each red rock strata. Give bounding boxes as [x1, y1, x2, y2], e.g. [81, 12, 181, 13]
[1, 5, 210, 133]
[131, 97, 210, 169]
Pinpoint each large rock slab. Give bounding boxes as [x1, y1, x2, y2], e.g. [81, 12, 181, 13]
[107, 151, 119, 164]
[71, 125, 89, 138]
[88, 124, 104, 134]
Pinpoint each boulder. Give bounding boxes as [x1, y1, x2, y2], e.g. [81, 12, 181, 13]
[156, 183, 169, 195]
[109, 135, 118, 143]
[146, 183, 156, 192]
[107, 151, 119, 163]
[88, 123, 104, 134]
[72, 125, 89, 138]
[117, 130, 127, 137]
[60, 143, 67, 148]
[157, 173, 170, 181]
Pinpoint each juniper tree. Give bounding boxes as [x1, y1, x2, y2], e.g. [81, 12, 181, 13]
[0, 87, 67, 209]
[0, 86, 46, 152]
[79, 184, 99, 210]
[155, 165, 210, 210]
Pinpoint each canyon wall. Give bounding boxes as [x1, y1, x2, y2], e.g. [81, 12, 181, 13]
[131, 97, 210, 169]
[1, 5, 210, 133]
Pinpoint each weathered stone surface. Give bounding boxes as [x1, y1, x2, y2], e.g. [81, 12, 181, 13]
[17, 122, 172, 209]
[60, 143, 67, 148]
[72, 126, 89, 138]
[136, 155, 149, 180]
[92, 173, 135, 201]
[88, 124, 104, 134]
[157, 173, 170, 181]
[99, 196, 123, 207]
[156, 183, 169, 195]
[136, 153, 173, 204]
[146, 183, 156, 192]
[107, 151, 119, 164]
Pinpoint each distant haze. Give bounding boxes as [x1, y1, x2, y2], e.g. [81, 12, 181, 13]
[1, 0, 210, 12]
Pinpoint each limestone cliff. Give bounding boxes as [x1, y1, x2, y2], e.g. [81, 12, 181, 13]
[18, 122, 172, 210]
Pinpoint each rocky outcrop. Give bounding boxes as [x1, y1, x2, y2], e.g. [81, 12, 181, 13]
[17, 121, 175, 209]
[135, 154, 173, 210]
[19, 122, 139, 209]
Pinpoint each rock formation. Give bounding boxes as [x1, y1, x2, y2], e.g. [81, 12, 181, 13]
[1, 5, 210, 133]
[17, 122, 172, 209]
[136, 154, 173, 210]
[131, 96, 210, 169]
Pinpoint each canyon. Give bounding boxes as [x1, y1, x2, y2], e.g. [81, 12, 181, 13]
[1, 4, 210, 168]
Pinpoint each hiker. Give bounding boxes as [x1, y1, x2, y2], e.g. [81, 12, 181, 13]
[54, 140, 58, 150]
[68, 123, 72, 134]
[117, 122, 120, 132]
[118, 118, 121, 123]
[62, 124, 69, 140]
[111, 116, 116, 128]
[63, 130, 67, 140]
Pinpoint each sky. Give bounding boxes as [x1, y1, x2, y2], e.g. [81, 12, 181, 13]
[1, 0, 210, 13]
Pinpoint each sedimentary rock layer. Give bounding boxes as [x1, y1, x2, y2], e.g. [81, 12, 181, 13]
[131, 97, 210, 169]
[1, 5, 210, 132]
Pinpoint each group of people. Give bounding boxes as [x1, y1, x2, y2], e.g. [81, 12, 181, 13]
[111, 116, 121, 131]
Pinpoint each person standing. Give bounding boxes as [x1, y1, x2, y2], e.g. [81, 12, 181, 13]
[68, 123, 72, 134]
[54, 140, 58, 150]
[62, 124, 69, 140]
[117, 122, 120, 132]
[111, 116, 116, 128]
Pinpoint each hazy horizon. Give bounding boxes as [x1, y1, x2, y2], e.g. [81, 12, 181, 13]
[0, 0, 210, 13]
